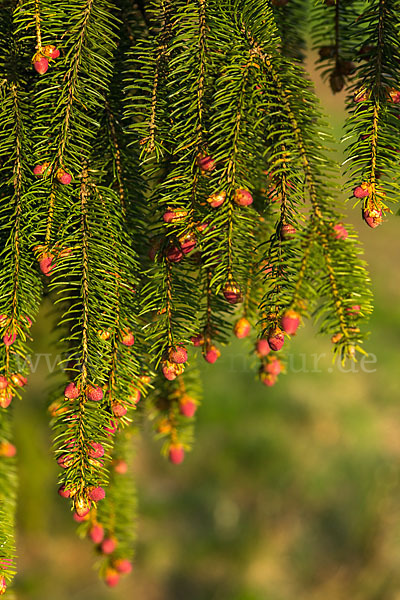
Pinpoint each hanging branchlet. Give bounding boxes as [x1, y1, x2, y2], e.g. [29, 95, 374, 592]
[311, 0, 364, 93]
[342, 0, 400, 225]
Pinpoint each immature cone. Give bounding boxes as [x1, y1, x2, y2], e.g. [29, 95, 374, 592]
[43, 44, 60, 59]
[179, 396, 197, 418]
[363, 206, 383, 228]
[112, 402, 127, 417]
[89, 486, 106, 502]
[88, 442, 104, 458]
[333, 223, 348, 240]
[166, 245, 184, 263]
[268, 328, 285, 351]
[0, 441, 16, 457]
[260, 373, 277, 387]
[353, 183, 370, 199]
[11, 373, 27, 387]
[161, 360, 185, 381]
[0, 391, 12, 408]
[57, 453, 75, 469]
[190, 334, 204, 346]
[233, 317, 251, 339]
[280, 223, 296, 240]
[163, 209, 187, 223]
[169, 346, 188, 364]
[58, 484, 72, 498]
[114, 558, 133, 574]
[203, 345, 220, 364]
[74, 497, 91, 518]
[64, 382, 79, 399]
[196, 154, 215, 172]
[264, 357, 282, 376]
[347, 304, 361, 315]
[39, 255, 55, 276]
[281, 309, 300, 335]
[89, 523, 104, 544]
[56, 168, 72, 185]
[206, 191, 226, 208]
[0, 575, 6, 595]
[169, 444, 185, 464]
[105, 568, 120, 588]
[33, 162, 51, 178]
[223, 281, 243, 304]
[120, 329, 135, 346]
[256, 338, 271, 356]
[101, 537, 117, 554]
[114, 459, 128, 474]
[3, 330, 16, 347]
[128, 388, 141, 405]
[87, 386, 103, 401]
[234, 189, 253, 207]
[33, 54, 49, 74]
[0, 377, 8, 390]
[179, 233, 196, 255]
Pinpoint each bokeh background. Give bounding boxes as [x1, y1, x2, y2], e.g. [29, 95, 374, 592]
[11, 58, 400, 600]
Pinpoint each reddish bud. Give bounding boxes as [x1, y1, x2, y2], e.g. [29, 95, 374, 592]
[87, 386, 103, 402]
[256, 338, 271, 356]
[363, 206, 383, 228]
[347, 304, 361, 315]
[57, 453, 75, 469]
[33, 162, 51, 178]
[89, 523, 104, 544]
[120, 329, 135, 346]
[111, 402, 127, 417]
[114, 459, 128, 474]
[223, 281, 243, 304]
[11, 373, 27, 387]
[268, 328, 285, 351]
[179, 397, 197, 418]
[264, 357, 282, 376]
[88, 442, 104, 459]
[56, 168, 72, 185]
[43, 45, 60, 59]
[196, 154, 215, 172]
[163, 209, 187, 223]
[169, 444, 185, 464]
[105, 568, 120, 587]
[166, 245, 184, 263]
[3, 330, 16, 347]
[104, 418, 118, 436]
[58, 485, 71, 498]
[353, 184, 370, 199]
[0, 391, 12, 408]
[204, 345, 221, 364]
[206, 190, 226, 208]
[101, 537, 117, 554]
[128, 388, 141, 405]
[333, 223, 348, 240]
[0, 441, 16, 457]
[73, 512, 89, 523]
[281, 309, 300, 335]
[260, 373, 277, 387]
[280, 223, 296, 240]
[0, 377, 8, 390]
[169, 345, 188, 364]
[234, 188, 253, 207]
[161, 360, 185, 380]
[64, 382, 79, 399]
[190, 334, 204, 346]
[114, 558, 132, 574]
[39, 255, 55, 276]
[74, 497, 91, 517]
[233, 317, 251, 339]
[0, 575, 6, 595]
[89, 486, 106, 502]
[33, 55, 49, 74]
[179, 233, 196, 255]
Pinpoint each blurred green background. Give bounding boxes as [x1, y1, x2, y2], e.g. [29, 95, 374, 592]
[11, 62, 400, 600]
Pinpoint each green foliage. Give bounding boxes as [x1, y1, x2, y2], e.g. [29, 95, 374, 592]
[0, 0, 393, 593]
